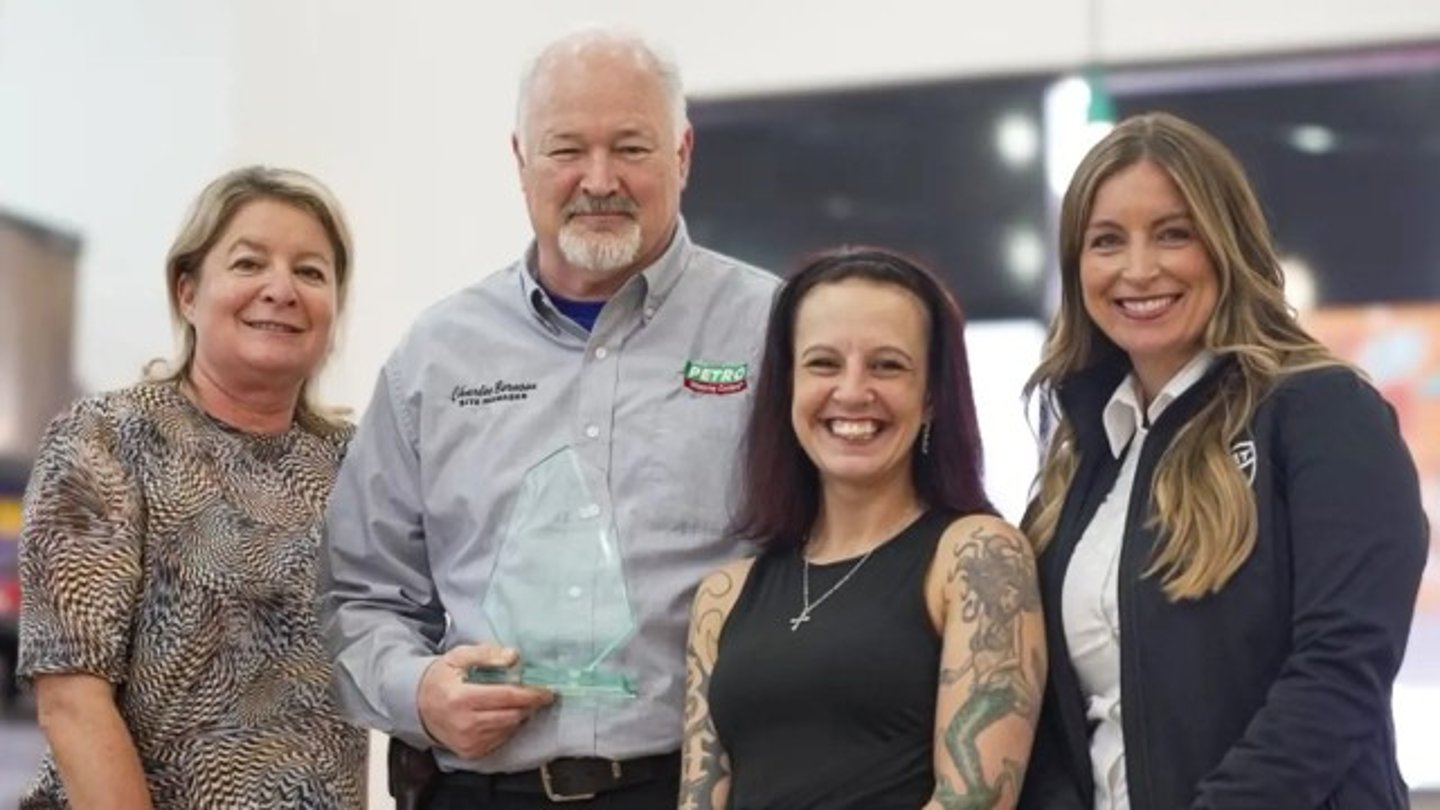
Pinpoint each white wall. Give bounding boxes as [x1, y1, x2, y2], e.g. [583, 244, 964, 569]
[0, 0, 237, 397]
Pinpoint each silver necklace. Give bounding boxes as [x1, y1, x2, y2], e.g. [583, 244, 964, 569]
[788, 546, 879, 632]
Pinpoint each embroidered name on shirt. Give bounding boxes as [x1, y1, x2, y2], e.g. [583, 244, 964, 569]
[1231, 439, 1257, 484]
[451, 380, 538, 407]
[683, 361, 748, 395]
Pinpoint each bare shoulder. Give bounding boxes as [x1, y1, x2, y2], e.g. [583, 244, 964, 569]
[929, 514, 1038, 602]
[938, 513, 1035, 563]
[693, 557, 757, 618]
[689, 557, 756, 660]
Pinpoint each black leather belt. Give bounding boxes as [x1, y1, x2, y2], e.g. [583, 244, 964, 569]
[438, 752, 679, 803]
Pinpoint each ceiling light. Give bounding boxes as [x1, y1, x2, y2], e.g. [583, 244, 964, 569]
[995, 112, 1039, 168]
[1290, 125, 1336, 155]
[1004, 225, 1046, 287]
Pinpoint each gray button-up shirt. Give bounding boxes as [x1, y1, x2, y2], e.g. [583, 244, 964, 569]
[319, 222, 778, 773]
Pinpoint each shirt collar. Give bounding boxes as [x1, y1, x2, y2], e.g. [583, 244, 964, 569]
[1101, 350, 1217, 458]
[519, 217, 692, 333]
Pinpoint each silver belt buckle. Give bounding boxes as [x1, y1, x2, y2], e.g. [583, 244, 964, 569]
[539, 759, 623, 803]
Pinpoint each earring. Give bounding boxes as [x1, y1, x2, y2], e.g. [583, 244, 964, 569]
[921, 421, 932, 455]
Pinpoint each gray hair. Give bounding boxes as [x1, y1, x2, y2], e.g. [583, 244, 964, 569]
[515, 26, 689, 151]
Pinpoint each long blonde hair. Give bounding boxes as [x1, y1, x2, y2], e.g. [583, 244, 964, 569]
[1022, 112, 1342, 600]
[148, 165, 354, 431]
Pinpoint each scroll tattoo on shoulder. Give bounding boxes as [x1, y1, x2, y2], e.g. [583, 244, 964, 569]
[680, 572, 735, 810]
[935, 524, 1043, 809]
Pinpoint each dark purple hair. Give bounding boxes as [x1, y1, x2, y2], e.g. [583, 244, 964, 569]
[732, 246, 995, 551]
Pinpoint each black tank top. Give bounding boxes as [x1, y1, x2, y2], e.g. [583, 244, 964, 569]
[708, 509, 954, 810]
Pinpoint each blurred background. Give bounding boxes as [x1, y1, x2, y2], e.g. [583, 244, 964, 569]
[1, 1, 1436, 807]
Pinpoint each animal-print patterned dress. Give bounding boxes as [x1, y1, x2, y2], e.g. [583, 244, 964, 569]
[17, 382, 366, 809]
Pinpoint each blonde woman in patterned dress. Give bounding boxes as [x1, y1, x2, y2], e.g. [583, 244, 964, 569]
[17, 167, 367, 808]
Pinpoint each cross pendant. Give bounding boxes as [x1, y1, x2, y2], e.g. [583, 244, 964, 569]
[788, 610, 811, 631]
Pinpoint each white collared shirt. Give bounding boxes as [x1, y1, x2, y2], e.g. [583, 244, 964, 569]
[1061, 350, 1217, 810]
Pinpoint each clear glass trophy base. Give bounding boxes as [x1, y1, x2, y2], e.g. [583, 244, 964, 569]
[465, 664, 637, 700]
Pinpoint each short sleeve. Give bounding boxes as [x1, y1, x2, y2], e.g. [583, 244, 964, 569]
[18, 397, 145, 684]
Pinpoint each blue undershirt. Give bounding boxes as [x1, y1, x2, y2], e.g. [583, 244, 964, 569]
[547, 292, 607, 332]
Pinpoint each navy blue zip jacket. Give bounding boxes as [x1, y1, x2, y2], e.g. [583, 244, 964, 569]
[1020, 357, 1427, 809]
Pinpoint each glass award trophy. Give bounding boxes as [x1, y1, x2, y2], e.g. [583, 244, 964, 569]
[466, 447, 638, 699]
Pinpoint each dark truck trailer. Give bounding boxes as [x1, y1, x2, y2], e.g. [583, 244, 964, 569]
[0, 208, 80, 712]
[0, 459, 26, 711]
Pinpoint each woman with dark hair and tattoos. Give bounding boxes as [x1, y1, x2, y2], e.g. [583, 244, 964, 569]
[679, 247, 1045, 809]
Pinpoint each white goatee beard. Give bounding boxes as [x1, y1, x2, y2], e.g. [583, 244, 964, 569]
[558, 222, 643, 275]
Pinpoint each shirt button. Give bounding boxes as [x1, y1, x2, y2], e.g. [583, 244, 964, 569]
[594, 347, 609, 360]
[643, 307, 656, 319]
[578, 504, 601, 519]
[584, 424, 600, 439]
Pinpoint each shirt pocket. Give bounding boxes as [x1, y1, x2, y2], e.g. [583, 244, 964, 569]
[629, 384, 752, 535]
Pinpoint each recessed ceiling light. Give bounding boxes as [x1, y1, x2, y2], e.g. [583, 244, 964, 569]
[1290, 125, 1337, 155]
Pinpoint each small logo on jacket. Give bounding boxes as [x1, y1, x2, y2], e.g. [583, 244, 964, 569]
[683, 361, 748, 395]
[1230, 439, 1257, 484]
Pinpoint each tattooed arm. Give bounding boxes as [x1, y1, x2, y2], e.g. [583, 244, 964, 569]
[679, 559, 752, 810]
[924, 516, 1046, 810]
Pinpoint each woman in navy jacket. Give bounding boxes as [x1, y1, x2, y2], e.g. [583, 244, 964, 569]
[1019, 112, 1427, 809]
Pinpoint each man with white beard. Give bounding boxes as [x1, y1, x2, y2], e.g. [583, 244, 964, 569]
[318, 27, 778, 810]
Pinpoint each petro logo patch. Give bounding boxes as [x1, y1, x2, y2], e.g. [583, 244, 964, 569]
[683, 361, 748, 395]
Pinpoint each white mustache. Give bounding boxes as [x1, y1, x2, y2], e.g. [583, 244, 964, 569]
[563, 195, 638, 217]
